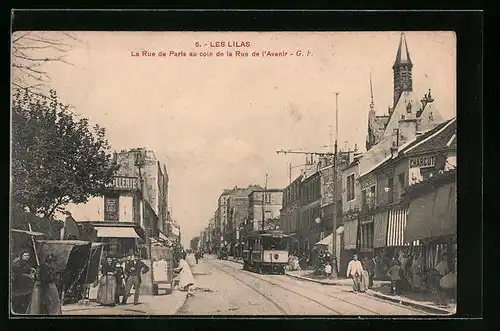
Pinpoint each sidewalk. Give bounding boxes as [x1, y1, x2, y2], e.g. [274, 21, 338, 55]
[368, 285, 456, 315]
[63, 282, 187, 315]
[284, 270, 454, 315]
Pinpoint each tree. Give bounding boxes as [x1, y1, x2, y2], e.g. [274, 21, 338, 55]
[12, 31, 81, 92]
[11, 89, 119, 219]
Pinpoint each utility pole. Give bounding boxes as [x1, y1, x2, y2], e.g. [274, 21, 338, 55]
[331, 92, 340, 279]
[288, 163, 292, 185]
[135, 149, 154, 296]
[261, 173, 268, 231]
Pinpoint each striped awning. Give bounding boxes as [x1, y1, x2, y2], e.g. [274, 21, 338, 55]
[343, 219, 358, 250]
[388, 209, 421, 247]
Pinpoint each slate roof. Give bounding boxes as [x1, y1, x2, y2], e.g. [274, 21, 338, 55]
[403, 117, 456, 155]
[365, 117, 456, 174]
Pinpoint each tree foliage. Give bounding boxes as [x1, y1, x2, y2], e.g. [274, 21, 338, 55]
[11, 89, 119, 219]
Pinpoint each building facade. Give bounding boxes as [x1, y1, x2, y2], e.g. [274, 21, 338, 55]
[248, 189, 283, 232]
[58, 148, 170, 257]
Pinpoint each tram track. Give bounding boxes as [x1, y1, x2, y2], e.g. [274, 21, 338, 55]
[206, 259, 344, 315]
[215, 259, 430, 316]
[204, 259, 290, 315]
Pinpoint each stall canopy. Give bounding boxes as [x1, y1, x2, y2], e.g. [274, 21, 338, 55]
[315, 233, 333, 247]
[373, 211, 388, 248]
[405, 183, 456, 243]
[343, 219, 358, 250]
[94, 226, 140, 239]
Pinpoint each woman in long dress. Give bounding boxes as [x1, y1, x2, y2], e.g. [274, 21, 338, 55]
[177, 258, 195, 296]
[97, 256, 117, 306]
[37, 254, 62, 315]
[410, 255, 423, 291]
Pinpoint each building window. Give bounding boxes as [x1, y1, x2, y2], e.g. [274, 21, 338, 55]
[387, 177, 394, 203]
[347, 174, 355, 201]
[265, 193, 271, 203]
[104, 195, 119, 221]
[398, 172, 406, 199]
[370, 186, 376, 208]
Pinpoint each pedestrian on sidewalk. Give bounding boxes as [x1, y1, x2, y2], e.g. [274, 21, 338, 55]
[362, 256, 375, 288]
[346, 254, 363, 293]
[386, 261, 403, 295]
[36, 254, 62, 315]
[114, 257, 126, 304]
[122, 253, 150, 306]
[410, 255, 424, 291]
[97, 255, 117, 307]
[177, 258, 195, 297]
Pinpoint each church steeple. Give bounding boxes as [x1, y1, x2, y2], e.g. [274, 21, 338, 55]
[393, 33, 413, 108]
[369, 72, 375, 111]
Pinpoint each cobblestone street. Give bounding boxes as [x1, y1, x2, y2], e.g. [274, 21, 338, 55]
[178, 255, 433, 316]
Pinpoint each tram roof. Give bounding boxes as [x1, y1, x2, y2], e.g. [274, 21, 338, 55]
[243, 230, 290, 238]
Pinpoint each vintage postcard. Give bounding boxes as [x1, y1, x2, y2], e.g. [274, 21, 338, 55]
[10, 31, 456, 316]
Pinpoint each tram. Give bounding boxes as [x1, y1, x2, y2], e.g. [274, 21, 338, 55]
[242, 230, 290, 274]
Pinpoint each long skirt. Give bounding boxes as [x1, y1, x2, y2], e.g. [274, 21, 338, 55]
[359, 270, 370, 292]
[27, 283, 62, 315]
[411, 273, 423, 290]
[97, 275, 117, 305]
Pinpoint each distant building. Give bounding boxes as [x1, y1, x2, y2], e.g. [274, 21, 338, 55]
[248, 189, 283, 232]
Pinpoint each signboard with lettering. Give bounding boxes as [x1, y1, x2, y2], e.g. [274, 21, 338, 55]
[110, 176, 139, 190]
[104, 196, 119, 221]
[409, 155, 436, 169]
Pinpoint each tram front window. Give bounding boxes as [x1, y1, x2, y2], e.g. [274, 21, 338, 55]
[262, 238, 288, 250]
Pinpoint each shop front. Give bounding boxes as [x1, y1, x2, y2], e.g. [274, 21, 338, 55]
[341, 218, 358, 276]
[92, 223, 144, 258]
[359, 215, 374, 259]
[405, 176, 456, 277]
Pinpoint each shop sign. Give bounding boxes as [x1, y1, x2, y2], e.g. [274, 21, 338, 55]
[110, 176, 139, 190]
[410, 155, 436, 169]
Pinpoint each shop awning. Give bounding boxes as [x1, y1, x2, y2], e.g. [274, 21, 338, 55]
[373, 211, 388, 248]
[95, 226, 140, 239]
[387, 208, 408, 247]
[343, 219, 358, 250]
[315, 233, 333, 247]
[405, 183, 456, 242]
[405, 190, 436, 243]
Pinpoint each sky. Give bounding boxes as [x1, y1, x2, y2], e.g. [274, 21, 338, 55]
[12, 31, 456, 247]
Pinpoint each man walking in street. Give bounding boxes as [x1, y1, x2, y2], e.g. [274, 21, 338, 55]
[346, 254, 363, 293]
[121, 253, 150, 305]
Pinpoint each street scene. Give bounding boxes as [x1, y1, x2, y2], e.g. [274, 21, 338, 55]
[10, 30, 456, 316]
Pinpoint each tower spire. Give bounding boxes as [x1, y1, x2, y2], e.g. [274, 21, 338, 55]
[393, 32, 413, 68]
[392, 32, 414, 108]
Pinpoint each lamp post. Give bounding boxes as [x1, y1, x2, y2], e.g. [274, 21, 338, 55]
[330, 92, 340, 279]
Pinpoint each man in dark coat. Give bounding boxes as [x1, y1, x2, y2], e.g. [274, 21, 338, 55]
[121, 254, 150, 305]
[11, 250, 36, 314]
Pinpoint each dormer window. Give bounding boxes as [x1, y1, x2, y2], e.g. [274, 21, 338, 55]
[429, 111, 434, 122]
[406, 100, 412, 113]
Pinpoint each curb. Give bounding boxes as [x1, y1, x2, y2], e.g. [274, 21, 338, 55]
[285, 273, 351, 286]
[366, 290, 454, 315]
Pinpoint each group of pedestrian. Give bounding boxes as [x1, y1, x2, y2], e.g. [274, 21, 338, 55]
[97, 252, 149, 306]
[346, 254, 373, 293]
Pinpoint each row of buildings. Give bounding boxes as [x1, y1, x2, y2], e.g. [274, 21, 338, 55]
[197, 33, 456, 278]
[56, 148, 182, 258]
